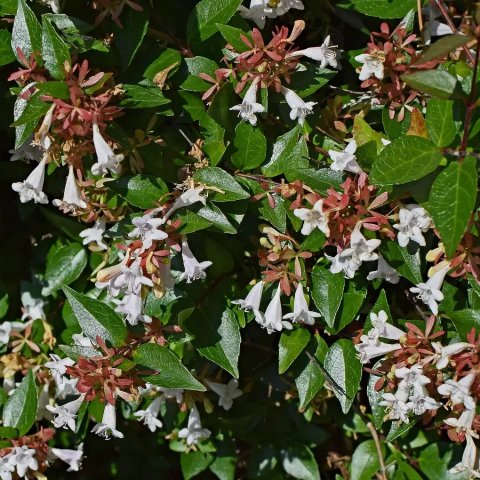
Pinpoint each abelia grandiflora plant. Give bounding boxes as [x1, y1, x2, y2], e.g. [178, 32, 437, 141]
[2, 0, 480, 478]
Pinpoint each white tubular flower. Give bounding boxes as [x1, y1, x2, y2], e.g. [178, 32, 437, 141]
[257, 285, 292, 334]
[91, 122, 124, 176]
[179, 237, 212, 283]
[232, 281, 264, 312]
[158, 387, 184, 404]
[230, 78, 265, 125]
[367, 254, 400, 284]
[9, 135, 43, 163]
[91, 403, 124, 439]
[238, 0, 270, 29]
[52, 166, 87, 212]
[355, 54, 385, 81]
[355, 336, 401, 364]
[422, 5, 454, 45]
[294, 199, 330, 236]
[11, 158, 48, 204]
[178, 405, 211, 446]
[395, 364, 431, 395]
[444, 408, 477, 436]
[393, 204, 432, 247]
[329, 225, 381, 278]
[328, 140, 363, 174]
[282, 87, 316, 125]
[128, 214, 168, 250]
[164, 187, 207, 220]
[205, 379, 242, 411]
[46, 394, 85, 431]
[430, 341, 473, 370]
[369, 310, 404, 340]
[45, 354, 75, 381]
[115, 293, 152, 325]
[410, 265, 450, 316]
[286, 35, 338, 68]
[0, 453, 14, 480]
[21, 291, 46, 321]
[72, 333, 94, 347]
[406, 387, 441, 415]
[0, 322, 12, 346]
[438, 373, 477, 410]
[134, 397, 163, 432]
[108, 259, 153, 297]
[50, 443, 83, 472]
[54, 377, 79, 400]
[379, 393, 410, 423]
[9, 446, 38, 477]
[283, 283, 321, 325]
[79, 219, 108, 250]
[449, 434, 480, 477]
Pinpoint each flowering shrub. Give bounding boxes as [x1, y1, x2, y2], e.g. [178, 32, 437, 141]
[1, 0, 480, 478]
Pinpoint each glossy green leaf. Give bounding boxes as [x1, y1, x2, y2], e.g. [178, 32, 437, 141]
[181, 451, 213, 480]
[278, 328, 311, 374]
[350, 440, 382, 480]
[371, 136, 442, 185]
[428, 157, 477, 257]
[426, 98, 458, 147]
[216, 24, 251, 52]
[350, 0, 415, 18]
[290, 168, 343, 195]
[449, 309, 480, 339]
[63, 286, 127, 347]
[3, 370, 37, 436]
[413, 35, 472, 65]
[0, 285, 8, 320]
[401, 70, 459, 99]
[193, 167, 250, 202]
[42, 16, 70, 79]
[311, 265, 345, 328]
[0, 30, 15, 66]
[108, 174, 169, 209]
[324, 339, 362, 413]
[281, 445, 320, 480]
[187, 0, 243, 43]
[133, 343, 206, 391]
[231, 122, 267, 170]
[120, 84, 171, 108]
[11, 0, 42, 64]
[42, 243, 88, 296]
[381, 241, 423, 284]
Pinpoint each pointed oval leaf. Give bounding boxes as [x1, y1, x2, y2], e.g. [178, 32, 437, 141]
[11, 0, 42, 64]
[278, 328, 311, 374]
[133, 343, 206, 391]
[42, 17, 70, 79]
[426, 98, 458, 147]
[63, 286, 127, 347]
[401, 70, 459, 99]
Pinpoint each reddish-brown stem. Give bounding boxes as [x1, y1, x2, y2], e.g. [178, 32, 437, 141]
[460, 29, 480, 154]
[433, 0, 475, 64]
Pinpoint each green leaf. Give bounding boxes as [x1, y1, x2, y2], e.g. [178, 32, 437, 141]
[193, 167, 250, 202]
[0, 30, 15, 66]
[11, 92, 51, 127]
[281, 445, 320, 480]
[311, 265, 345, 328]
[108, 174, 169, 209]
[42, 16, 70, 79]
[181, 451, 213, 480]
[259, 194, 286, 233]
[426, 98, 458, 147]
[279, 329, 311, 374]
[120, 84, 171, 109]
[333, 282, 367, 334]
[0, 285, 9, 320]
[324, 339, 362, 413]
[42, 243, 88, 296]
[3, 370, 37, 436]
[114, 8, 149, 70]
[196, 204, 238, 234]
[63, 286, 127, 347]
[231, 122, 267, 170]
[449, 309, 480, 339]
[428, 157, 477, 258]
[262, 126, 309, 177]
[386, 420, 416, 442]
[401, 70, 460, 99]
[0, 427, 19, 439]
[292, 334, 329, 409]
[413, 35, 472, 65]
[371, 136, 442, 185]
[366, 364, 385, 430]
[187, 0, 243, 43]
[133, 343, 206, 391]
[381, 241, 423, 284]
[209, 454, 236, 480]
[184, 308, 240, 378]
[13, 83, 39, 148]
[349, 0, 415, 18]
[290, 168, 343, 195]
[11, 0, 42, 64]
[59, 344, 100, 360]
[216, 24, 251, 52]
[144, 48, 182, 81]
[350, 440, 382, 480]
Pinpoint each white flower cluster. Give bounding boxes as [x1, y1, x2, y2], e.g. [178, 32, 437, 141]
[238, 0, 304, 29]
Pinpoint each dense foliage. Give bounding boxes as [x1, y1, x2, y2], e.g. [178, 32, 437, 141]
[1, 0, 480, 478]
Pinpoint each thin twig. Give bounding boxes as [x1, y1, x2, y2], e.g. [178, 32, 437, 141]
[434, 0, 475, 64]
[367, 422, 387, 480]
[417, 0, 424, 34]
